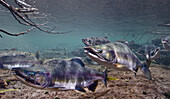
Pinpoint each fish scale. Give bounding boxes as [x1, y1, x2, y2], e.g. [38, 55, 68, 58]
[108, 42, 141, 69]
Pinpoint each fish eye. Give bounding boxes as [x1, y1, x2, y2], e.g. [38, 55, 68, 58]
[88, 40, 92, 44]
[28, 72, 35, 77]
[163, 39, 167, 41]
[150, 51, 154, 56]
[97, 49, 102, 53]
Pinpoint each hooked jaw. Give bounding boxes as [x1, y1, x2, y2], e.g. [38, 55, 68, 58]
[84, 47, 118, 69]
[82, 39, 90, 46]
[84, 47, 109, 65]
[149, 47, 160, 61]
[161, 38, 170, 51]
[13, 68, 51, 89]
[162, 38, 170, 47]
[161, 38, 168, 44]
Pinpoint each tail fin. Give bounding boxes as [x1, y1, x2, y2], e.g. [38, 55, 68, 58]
[102, 69, 107, 88]
[141, 63, 152, 80]
[142, 46, 160, 80]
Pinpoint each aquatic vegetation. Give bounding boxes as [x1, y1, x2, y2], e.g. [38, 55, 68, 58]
[107, 77, 119, 81]
[0, 89, 19, 93]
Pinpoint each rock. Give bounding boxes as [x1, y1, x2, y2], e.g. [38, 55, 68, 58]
[0, 80, 7, 88]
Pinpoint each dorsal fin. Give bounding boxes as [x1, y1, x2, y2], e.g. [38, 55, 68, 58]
[104, 37, 108, 39]
[70, 58, 85, 67]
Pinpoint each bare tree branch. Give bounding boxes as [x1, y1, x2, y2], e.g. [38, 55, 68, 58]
[0, 27, 35, 36]
[157, 23, 170, 27]
[0, 0, 71, 37]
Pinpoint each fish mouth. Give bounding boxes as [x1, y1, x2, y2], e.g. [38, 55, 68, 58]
[150, 47, 160, 60]
[161, 39, 170, 50]
[82, 39, 89, 46]
[161, 39, 169, 45]
[84, 47, 108, 63]
[162, 40, 167, 44]
[13, 70, 50, 89]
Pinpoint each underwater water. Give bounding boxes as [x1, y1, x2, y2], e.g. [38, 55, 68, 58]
[0, 1, 170, 99]
[0, 0, 170, 52]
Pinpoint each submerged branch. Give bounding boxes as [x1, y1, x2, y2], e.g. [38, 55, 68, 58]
[0, 27, 35, 36]
[157, 23, 170, 27]
[0, 0, 71, 37]
[146, 30, 170, 35]
[146, 24, 170, 35]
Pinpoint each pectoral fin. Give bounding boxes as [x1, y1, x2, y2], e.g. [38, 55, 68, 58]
[115, 64, 127, 68]
[88, 81, 98, 92]
[75, 86, 86, 92]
